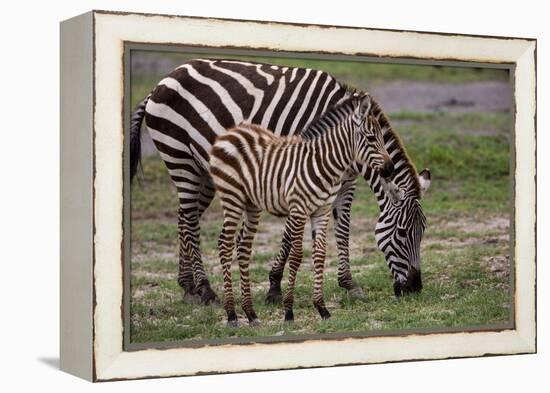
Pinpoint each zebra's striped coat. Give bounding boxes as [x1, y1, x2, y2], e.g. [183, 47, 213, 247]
[209, 95, 392, 324]
[131, 58, 430, 306]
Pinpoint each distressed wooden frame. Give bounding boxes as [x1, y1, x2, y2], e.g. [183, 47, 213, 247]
[60, 10, 536, 382]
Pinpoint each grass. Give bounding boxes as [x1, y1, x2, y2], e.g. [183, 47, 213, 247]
[131, 240, 509, 343]
[130, 105, 512, 343]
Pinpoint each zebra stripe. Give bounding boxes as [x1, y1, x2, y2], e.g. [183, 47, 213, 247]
[132, 58, 428, 306]
[138, 59, 346, 304]
[266, 99, 430, 299]
[356, 101, 430, 295]
[209, 95, 392, 325]
[158, 77, 227, 135]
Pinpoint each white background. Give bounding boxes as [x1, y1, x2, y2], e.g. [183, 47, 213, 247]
[0, 0, 546, 391]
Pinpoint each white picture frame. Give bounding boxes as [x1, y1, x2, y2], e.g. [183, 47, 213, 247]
[60, 10, 536, 381]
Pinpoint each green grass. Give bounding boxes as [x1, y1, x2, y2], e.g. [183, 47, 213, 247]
[130, 239, 510, 343]
[130, 106, 512, 343]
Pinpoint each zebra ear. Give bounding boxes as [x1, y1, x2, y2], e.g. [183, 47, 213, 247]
[418, 169, 431, 196]
[359, 93, 373, 116]
[352, 93, 372, 116]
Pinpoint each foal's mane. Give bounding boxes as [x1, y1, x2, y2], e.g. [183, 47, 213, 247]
[301, 84, 422, 196]
[301, 90, 359, 140]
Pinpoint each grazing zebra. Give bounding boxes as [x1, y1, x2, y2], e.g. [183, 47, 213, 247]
[274, 97, 431, 298]
[130, 58, 428, 305]
[209, 94, 393, 325]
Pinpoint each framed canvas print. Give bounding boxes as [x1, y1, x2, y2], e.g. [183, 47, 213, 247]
[60, 10, 536, 381]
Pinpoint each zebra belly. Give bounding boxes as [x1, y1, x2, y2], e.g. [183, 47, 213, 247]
[250, 182, 342, 217]
[249, 187, 291, 217]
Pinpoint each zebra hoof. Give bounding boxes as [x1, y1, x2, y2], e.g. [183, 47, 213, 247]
[200, 286, 219, 305]
[284, 310, 294, 322]
[249, 318, 261, 327]
[227, 319, 239, 328]
[265, 288, 282, 305]
[348, 287, 367, 302]
[182, 292, 201, 304]
[315, 305, 331, 320]
[320, 309, 331, 320]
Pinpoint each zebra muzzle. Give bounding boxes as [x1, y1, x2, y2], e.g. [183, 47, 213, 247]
[380, 159, 395, 179]
[394, 267, 422, 297]
[407, 267, 423, 293]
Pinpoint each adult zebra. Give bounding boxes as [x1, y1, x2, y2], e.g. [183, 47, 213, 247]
[294, 99, 431, 298]
[130, 58, 430, 304]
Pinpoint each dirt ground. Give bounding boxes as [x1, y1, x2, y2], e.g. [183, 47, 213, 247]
[370, 81, 512, 113]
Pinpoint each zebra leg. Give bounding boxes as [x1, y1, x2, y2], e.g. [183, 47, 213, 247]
[218, 207, 243, 328]
[177, 208, 200, 303]
[332, 179, 366, 300]
[282, 212, 307, 322]
[237, 208, 262, 326]
[190, 215, 217, 305]
[177, 182, 217, 305]
[265, 228, 292, 304]
[168, 150, 217, 304]
[194, 180, 218, 305]
[311, 210, 331, 320]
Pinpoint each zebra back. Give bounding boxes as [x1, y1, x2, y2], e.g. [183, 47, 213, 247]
[144, 58, 350, 171]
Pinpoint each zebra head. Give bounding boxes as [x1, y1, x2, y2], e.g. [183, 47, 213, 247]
[375, 169, 431, 297]
[352, 95, 394, 179]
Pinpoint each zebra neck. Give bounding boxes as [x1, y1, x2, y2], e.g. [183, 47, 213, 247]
[308, 122, 355, 184]
[366, 98, 422, 210]
[300, 85, 356, 140]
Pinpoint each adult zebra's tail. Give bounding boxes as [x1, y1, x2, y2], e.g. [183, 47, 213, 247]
[130, 93, 152, 181]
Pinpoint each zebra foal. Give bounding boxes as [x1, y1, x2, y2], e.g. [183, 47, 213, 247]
[209, 94, 393, 326]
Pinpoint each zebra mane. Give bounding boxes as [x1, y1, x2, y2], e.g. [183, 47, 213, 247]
[300, 81, 422, 198]
[370, 98, 422, 198]
[340, 82, 360, 96]
[301, 92, 358, 140]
